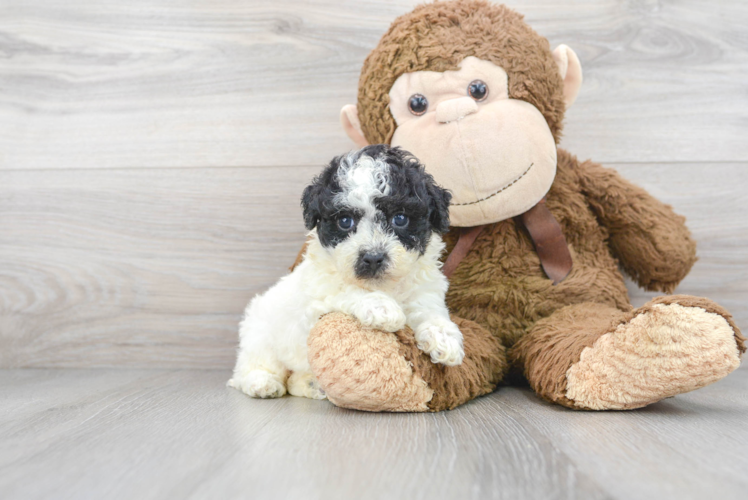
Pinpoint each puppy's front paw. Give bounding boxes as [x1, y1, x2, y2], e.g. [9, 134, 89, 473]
[287, 372, 327, 400]
[415, 320, 465, 366]
[228, 370, 286, 399]
[352, 293, 406, 332]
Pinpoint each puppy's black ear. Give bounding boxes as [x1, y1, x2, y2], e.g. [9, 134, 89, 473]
[427, 181, 452, 234]
[302, 154, 344, 230]
[301, 180, 323, 230]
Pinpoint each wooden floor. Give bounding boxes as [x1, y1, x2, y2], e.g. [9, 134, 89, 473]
[2, 1, 748, 499]
[1, 367, 747, 500]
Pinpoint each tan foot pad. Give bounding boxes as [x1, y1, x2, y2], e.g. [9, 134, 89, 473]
[565, 303, 742, 410]
[309, 313, 434, 412]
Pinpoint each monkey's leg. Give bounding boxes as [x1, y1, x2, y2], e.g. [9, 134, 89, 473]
[307, 313, 507, 412]
[509, 296, 745, 410]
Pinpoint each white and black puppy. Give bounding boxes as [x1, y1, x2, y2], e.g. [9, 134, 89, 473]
[228, 145, 464, 400]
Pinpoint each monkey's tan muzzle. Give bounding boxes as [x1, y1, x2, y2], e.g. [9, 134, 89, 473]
[436, 97, 478, 124]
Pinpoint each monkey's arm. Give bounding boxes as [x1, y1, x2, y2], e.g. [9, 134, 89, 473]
[577, 159, 697, 293]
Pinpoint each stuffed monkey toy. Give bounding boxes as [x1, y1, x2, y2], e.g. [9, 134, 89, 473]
[302, 0, 745, 411]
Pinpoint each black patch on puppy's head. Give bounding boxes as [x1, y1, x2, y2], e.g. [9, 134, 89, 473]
[301, 153, 355, 248]
[301, 145, 451, 253]
[370, 146, 452, 253]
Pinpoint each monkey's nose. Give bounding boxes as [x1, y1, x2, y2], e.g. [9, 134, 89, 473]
[436, 97, 478, 124]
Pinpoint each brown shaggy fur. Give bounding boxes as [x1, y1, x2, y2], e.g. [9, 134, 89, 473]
[301, 1, 742, 411]
[396, 316, 508, 411]
[508, 303, 631, 408]
[509, 295, 745, 409]
[578, 162, 697, 292]
[443, 149, 638, 348]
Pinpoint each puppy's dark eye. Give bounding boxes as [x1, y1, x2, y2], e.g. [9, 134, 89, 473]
[408, 94, 428, 116]
[392, 214, 409, 228]
[337, 216, 355, 231]
[468, 80, 488, 101]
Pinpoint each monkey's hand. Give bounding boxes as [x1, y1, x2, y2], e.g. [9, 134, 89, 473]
[415, 318, 465, 366]
[577, 155, 697, 292]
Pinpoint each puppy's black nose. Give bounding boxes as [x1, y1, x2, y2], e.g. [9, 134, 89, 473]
[356, 252, 387, 278]
[362, 252, 385, 269]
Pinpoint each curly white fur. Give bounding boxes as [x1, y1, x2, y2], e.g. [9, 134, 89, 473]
[229, 149, 463, 400]
[228, 232, 464, 400]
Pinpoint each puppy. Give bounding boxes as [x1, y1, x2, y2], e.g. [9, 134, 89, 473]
[228, 145, 464, 400]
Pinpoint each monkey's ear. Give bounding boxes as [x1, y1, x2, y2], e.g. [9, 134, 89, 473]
[552, 44, 583, 108]
[301, 182, 323, 230]
[340, 104, 369, 147]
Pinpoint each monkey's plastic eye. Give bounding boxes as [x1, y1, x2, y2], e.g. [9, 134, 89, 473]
[408, 94, 428, 116]
[392, 214, 409, 228]
[468, 80, 488, 101]
[337, 216, 355, 231]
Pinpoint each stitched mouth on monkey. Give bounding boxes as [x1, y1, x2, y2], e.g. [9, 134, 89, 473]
[389, 57, 558, 227]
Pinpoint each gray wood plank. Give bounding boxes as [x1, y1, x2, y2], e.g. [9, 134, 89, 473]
[0, 165, 321, 368]
[1, 367, 746, 500]
[499, 366, 748, 500]
[189, 388, 609, 500]
[1, 163, 746, 368]
[0, 369, 289, 500]
[615, 163, 748, 314]
[1, 0, 746, 170]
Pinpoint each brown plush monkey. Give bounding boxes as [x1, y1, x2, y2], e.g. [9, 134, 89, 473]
[305, 0, 745, 411]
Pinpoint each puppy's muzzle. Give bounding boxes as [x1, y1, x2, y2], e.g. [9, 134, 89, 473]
[355, 251, 388, 279]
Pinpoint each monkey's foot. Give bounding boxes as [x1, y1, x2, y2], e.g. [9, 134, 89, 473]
[511, 296, 745, 410]
[307, 313, 507, 412]
[566, 299, 740, 410]
[565, 296, 744, 410]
